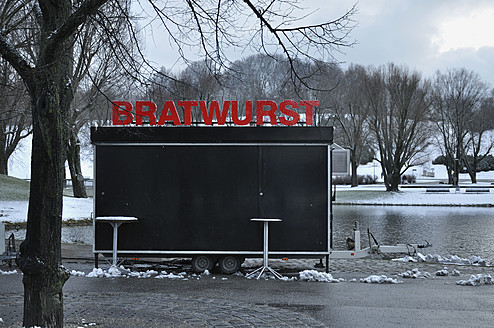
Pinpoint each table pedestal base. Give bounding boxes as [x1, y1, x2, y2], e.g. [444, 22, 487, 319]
[247, 218, 284, 280]
[246, 265, 284, 280]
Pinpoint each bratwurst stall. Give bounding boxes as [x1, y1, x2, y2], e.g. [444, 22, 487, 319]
[91, 126, 332, 273]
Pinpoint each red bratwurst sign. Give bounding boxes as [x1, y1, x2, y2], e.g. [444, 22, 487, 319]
[112, 100, 319, 126]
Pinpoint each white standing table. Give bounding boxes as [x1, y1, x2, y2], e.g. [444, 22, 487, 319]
[95, 216, 138, 267]
[246, 218, 284, 280]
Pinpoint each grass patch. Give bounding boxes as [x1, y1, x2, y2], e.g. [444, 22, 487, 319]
[0, 174, 30, 201]
[63, 218, 92, 226]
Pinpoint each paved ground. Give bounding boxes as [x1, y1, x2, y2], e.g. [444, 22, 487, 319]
[1, 244, 494, 327]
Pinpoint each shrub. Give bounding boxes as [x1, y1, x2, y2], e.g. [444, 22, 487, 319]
[332, 175, 377, 185]
[401, 174, 416, 184]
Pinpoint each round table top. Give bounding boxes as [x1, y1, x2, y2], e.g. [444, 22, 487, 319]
[250, 218, 282, 222]
[95, 216, 138, 223]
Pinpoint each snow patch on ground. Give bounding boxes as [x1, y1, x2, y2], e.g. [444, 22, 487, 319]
[397, 268, 430, 279]
[344, 188, 494, 206]
[456, 274, 494, 286]
[434, 267, 464, 277]
[2, 177, 493, 225]
[360, 275, 403, 284]
[75, 267, 199, 280]
[0, 197, 93, 223]
[392, 253, 490, 266]
[155, 271, 187, 279]
[299, 269, 345, 283]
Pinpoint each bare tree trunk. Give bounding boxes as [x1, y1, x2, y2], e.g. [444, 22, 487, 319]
[387, 172, 401, 192]
[67, 130, 87, 198]
[16, 10, 76, 322]
[0, 150, 7, 175]
[17, 88, 71, 327]
[445, 164, 453, 184]
[468, 169, 477, 184]
[350, 150, 358, 187]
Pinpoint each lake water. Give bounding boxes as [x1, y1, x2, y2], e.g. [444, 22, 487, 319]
[333, 205, 494, 263]
[7, 205, 494, 263]
[8, 225, 94, 246]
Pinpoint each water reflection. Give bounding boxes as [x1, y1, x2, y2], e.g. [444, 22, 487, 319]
[334, 205, 494, 263]
[6, 206, 494, 263]
[8, 225, 93, 245]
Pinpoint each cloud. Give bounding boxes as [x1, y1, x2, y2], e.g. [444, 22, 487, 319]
[427, 46, 494, 87]
[328, 0, 494, 86]
[141, 0, 494, 87]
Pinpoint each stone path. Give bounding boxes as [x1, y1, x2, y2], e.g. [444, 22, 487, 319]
[1, 291, 326, 327]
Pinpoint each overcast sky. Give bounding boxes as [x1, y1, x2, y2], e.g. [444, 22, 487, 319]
[332, 0, 494, 86]
[143, 0, 494, 88]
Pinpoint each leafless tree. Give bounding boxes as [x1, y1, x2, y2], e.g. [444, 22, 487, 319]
[67, 2, 141, 197]
[0, 0, 356, 326]
[463, 91, 494, 182]
[431, 68, 488, 184]
[324, 64, 372, 186]
[223, 54, 340, 124]
[0, 58, 32, 175]
[365, 63, 433, 191]
[0, 1, 33, 175]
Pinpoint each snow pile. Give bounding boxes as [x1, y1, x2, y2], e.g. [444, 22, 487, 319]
[398, 268, 430, 279]
[456, 274, 494, 286]
[128, 269, 158, 278]
[86, 267, 123, 278]
[435, 267, 449, 276]
[393, 255, 418, 263]
[0, 269, 17, 275]
[278, 276, 297, 282]
[421, 254, 489, 266]
[155, 271, 187, 279]
[78, 318, 97, 327]
[299, 270, 345, 283]
[392, 253, 490, 266]
[70, 270, 86, 277]
[79, 267, 195, 279]
[360, 275, 402, 284]
[430, 267, 461, 277]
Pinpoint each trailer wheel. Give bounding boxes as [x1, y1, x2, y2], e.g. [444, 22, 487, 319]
[191, 255, 215, 273]
[219, 255, 241, 274]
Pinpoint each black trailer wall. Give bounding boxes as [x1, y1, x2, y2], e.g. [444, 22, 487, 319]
[92, 127, 332, 256]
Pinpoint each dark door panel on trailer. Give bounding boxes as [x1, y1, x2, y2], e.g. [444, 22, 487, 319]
[91, 126, 333, 270]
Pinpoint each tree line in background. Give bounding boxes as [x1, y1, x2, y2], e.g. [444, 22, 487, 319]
[2, 52, 494, 193]
[145, 57, 494, 191]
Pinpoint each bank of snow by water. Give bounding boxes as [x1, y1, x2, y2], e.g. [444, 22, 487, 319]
[0, 196, 93, 223]
[335, 185, 494, 207]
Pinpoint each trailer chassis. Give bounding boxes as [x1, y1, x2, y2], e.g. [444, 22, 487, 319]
[330, 221, 431, 259]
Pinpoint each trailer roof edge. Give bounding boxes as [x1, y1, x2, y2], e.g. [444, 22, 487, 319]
[90, 126, 333, 144]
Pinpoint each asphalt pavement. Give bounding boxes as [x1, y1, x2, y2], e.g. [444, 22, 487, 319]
[1, 244, 493, 327]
